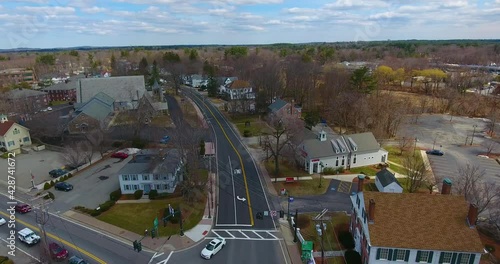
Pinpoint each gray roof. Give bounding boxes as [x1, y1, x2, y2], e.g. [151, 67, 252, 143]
[41, 75, 84, 91]
[74, 92, 114, 121]
[118, 149, 181, 175]
[302, 130, 381, 159]
[7, 89, 47, 99]
[76, 76, 146, 104]
[268, 99, 288, 112]
[376, 169, 401, 187]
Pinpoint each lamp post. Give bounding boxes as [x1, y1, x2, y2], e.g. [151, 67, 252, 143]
[470, 125, 477, 146]
[413, 137, 418, 157]
[318, 162, 324, 188]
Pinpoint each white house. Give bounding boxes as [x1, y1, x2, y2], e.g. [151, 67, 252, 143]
[350, 181, 484, 264]
[117, 149, 183, 195]
[0, 114, 32, 153]
[299, 129, 388, 174]
[375, 169, 403, 193]
[223, 80, 255, 100]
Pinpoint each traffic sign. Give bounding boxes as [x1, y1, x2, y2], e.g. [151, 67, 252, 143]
[154, 217, 159, 229]
[288, 197, 294, 203]
[271, 210, 277, 217]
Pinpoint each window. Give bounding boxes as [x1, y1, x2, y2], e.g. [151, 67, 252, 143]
[143, 175, 149, 181]
[13, 128, 20, 135]
[395, 249, 407, 261]
[459, 254, 470, 264]
[124, 185, 131, 190]
[341, 156, 345, 166]
[379, 248, 389, 260]
[154, 174, 160, 180]
[440, 252, 452, 264]
[335, 157, 339, 167]
[23, 137, 30, 142]
[133, 185, 139, 190]
[131, 174, 138, 181]
[417, 251, 432, 263]
[122, 175, 129, 181]
[353, 154, 357, 164]
[8, 141, 15, 146]
[155, 184, 161, 190]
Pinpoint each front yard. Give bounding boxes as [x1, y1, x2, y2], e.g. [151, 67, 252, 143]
[150, 112, 174, 127]
[228, 114, 270, 137]
[345, 165, 379, 176]
[273, 177, 331, 196]
[299, 212, 350, 252]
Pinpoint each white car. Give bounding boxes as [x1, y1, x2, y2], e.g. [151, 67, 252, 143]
[201, 237, 226, 259]
[47, 107, 53, 111]
[233, 169, 241, 175]
[0, 217, 6, 226]
[18, 228, 40, 245]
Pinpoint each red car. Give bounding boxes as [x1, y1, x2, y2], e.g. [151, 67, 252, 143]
[111, 152, 128, 159]
[49, 242, 68, 260]
[15, 204, 32, 214]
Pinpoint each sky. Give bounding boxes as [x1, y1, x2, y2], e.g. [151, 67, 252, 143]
[0, 0, 499, 49]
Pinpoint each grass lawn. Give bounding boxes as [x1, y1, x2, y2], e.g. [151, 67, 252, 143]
[175, 96, 200, 128]
[346, 166, 379, 176]
[150, 113, 174, 127]
[384, 145, 424, 166]
[299, 212, 350, 251]
[97, 196, 206, 236]
[229, 114, 269, 137]
[273, 177, 331, 196]
[388, 163, 407, 175]
[264, 160, 305, 178]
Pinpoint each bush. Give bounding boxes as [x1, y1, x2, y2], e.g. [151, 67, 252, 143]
[98, 200, 115, 212]
[110, 189, 122, 201]
[243, 129, 252, 137]
[134, 190, 143, 200]
[337, 167, 345, 173]
[0, 147, 6, 152]
[338, 231, 355, 249]
[67, 173, 73, 178]
[43, 182, 51, 190]
[345, 250, 362, 264]
[50, 180, 55, 187]
[44, 192, 55, 200]
[90, 210, 101, 216]
[131, 138, 146, 149]
[112, 141, 123, 148]
[0, 153, 8, 159]
[148, 190, 158, 200]
[321, 167, 336, 175]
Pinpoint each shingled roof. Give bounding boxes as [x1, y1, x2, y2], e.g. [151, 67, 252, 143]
[375, 169, 401, 187]
[227, 80, 251, 89]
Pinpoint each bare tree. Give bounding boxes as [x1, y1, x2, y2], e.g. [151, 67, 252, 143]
[397, 136, 412, 155]
[455, 163, 500, 214]
[402, 155, 427, 193]
[61, 142, 84, 170]
[84, 121, 110, 158]
[481, 140, 499, 156]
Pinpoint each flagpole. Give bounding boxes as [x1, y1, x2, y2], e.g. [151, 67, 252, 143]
[30, 170, 35, 189]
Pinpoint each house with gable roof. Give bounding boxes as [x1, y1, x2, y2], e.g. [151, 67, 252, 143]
[350, 177, 484, 264]
[268, 98, 302, 119]
[67, 92, 115, 134]
[223, 80, 255, 100]
[0, 114, 32, 153]
[375, 169, 403, 193]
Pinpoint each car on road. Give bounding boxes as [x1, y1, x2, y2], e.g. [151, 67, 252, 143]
[233, 169, 241, 174]
[18, 228, 40, 245]
[49, 168, 68, 178]
[49, 242, 68, 260]
[0, 217, 6, 226]
[111, 152, 129, 159]
[47, 107, 53, 111]
[69, 256, 87, 264]
[54, 182, 73, 192]
[15, 204, 32, 213]
[426, 149, 444, 156]
[160, 135, 170, 144]
[201, 237, 226, 259]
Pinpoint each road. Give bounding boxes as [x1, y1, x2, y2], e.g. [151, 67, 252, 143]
[0, 194, 151, 264]
[183, 88, 274, 230]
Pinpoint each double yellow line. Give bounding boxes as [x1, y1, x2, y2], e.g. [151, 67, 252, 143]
[0, 211, 106, 264]
[196, 94, 255, 226]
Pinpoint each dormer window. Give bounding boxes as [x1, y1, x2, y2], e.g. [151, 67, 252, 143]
[13, 128, 20, 135]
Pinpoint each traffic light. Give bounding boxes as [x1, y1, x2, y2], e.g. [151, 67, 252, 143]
[137, 241, 142, 252]
[279, 210, 284, 218]
[151, 229, 156, 238]
[133, 240, 138, 251]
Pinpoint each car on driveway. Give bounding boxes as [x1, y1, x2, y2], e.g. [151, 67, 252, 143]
[15, 204, 32, 213]
[54, 182, 73, 192]
[49, 242, 68, 260]
[69, 256, 87, 264]
[426, 149, 444, 156]
[111, 152, 129, 159]
[160, 136, 170, 144]
[49, 168, 68, 178]
[201, 237, 226, 259]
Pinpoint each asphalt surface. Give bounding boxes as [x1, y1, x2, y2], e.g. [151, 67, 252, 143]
[0, 194, 151, 264]
[183, 88, 275, 230]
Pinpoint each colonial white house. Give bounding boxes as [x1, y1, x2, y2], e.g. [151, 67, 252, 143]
[222, 80, 255, 100]
[299, 129, 388, 174]
[117, 149, 183, 194]
[375, 169, 403, 193]
[350, 180, 484, 264]
[0, 114, 32, 153]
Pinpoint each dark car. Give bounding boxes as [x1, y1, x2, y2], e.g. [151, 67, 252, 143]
[160, 136, 170, 144]
[69, 256, 87, 264]
[426, 149, 444, 156]
[49, 169, 68, 178]
[111, 152, 129, 159]
[54, 182, 73, 192]
[15, 204, 32, 214]
[49, 242, 68, 260]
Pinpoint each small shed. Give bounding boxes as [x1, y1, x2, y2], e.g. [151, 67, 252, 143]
[375, 168, 403, 193]
[204, 142, 215, 157]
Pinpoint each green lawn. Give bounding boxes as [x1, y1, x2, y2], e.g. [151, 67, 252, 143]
[347, 166, 379, 176]
[273, 177, 331, 196]
[229, 114, 269, 137]
[384, 145, 424, 166]
[97, 196, 206, 236]
[300, 212, 350, 251]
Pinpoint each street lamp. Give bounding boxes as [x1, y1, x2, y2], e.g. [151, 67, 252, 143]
[318, 162, 324, 188]
[413, 137, 418, 157]
[470, 125, 478, 146]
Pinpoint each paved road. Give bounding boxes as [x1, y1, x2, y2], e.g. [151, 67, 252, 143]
[0, 195, 151, 264]
[183, 88, 275, 230]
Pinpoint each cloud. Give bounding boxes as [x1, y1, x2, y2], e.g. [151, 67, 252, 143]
[16, 6, 76, 15]
[81, 6, 106, 13]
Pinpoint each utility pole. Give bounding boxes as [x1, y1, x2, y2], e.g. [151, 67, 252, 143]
[313, 209, 329, 264]
[471, 125, 477, 145]
[208, 155, 212, 219]
[32, 193, 52, 263]
[293, 209, 298, 243]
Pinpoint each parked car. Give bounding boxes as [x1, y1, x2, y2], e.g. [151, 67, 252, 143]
[47, 107, 53, 111]
[69, 256, 87, 264]
[15, 204, 32, 214]
[54, 182, 73, 192]
[200, 237, 226, 259]
[111, 152, 129, 159]
[0, 217, 6, 226]
[49, 242, 68, 260]
[426, 149, 444, 156]
[49, 169, 68, 178]
[18, 228, 40, 245]
[160, 136, 170, 144]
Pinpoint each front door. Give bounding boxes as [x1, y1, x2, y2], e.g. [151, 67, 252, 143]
[312, 162, 318, 173]
[143, 184, 151, 194]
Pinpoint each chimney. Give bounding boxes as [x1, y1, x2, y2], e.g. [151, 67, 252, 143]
[441, 178, 452, 195]
[467, 204, 478, 227]
[368, 199, 375, 223]
[357, 174, 365, 193]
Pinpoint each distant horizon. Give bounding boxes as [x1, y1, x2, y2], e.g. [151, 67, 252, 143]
[1, 0, 499, 50]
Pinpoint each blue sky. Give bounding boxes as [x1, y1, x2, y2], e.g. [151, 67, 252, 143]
[0, 0, 499, 49]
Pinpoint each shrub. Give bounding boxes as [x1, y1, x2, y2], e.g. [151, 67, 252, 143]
[131, 138, 146, 149]
[98, 200, 115, 212]
[134, 190, 143, 200]
[148, 190, 158, 200]
[345, 249, 362, 264]
[44, 192, 55, 200]
[67, 173, 73, 178]
[112, 141, 123, 148]
[321, 167, 336, 175]
[50, 180, 55, 187]
[0, 147, 6, 152]
[338, 231, 355, 249]
[337, 167, 345, 173]
[109, 189, 122, 201]
[90, 210, 101, 216]
[243, 129, 252, 137]
[0, 153, 8, 159]
[43, 182, 51, 190]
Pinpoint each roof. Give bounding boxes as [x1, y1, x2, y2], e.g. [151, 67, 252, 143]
[77, 75, 146, 104]
[118, 149, 181, 175]
[363, 192, 484, 253]
[7, 89, 47, 99]
[227, 80, 251, 89]
[346, 132, 380, 152]
[268, 99, 288, 112]
[41, 75, 84, 91]
[73, 92, 114, 121]
[375, 169, 400, 187]
[0, 121, 15, 136]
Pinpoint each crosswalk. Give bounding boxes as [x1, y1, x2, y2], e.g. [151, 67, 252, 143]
[206, 229, 282, 241]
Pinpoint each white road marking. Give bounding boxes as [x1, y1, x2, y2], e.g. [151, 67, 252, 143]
[204, 236, 282, 241]
[252, 231, 264, 239]
[266, 231, 278, 239]
[156, 252, 173, 264]
[228, 156, 238, 224]
[0, 238, 40, 262]
[224, 230, 235, 238]
[239, 230, 250, 239]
